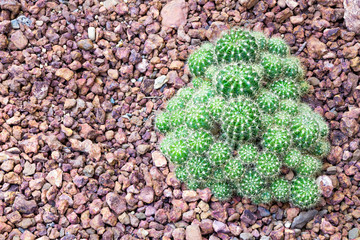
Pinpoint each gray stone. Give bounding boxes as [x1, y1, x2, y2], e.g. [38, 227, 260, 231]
[291, 210, 318, 229]
[240, 232, 254, 240]
[349, 228, 360, 240]
[154, 75, 168, 89]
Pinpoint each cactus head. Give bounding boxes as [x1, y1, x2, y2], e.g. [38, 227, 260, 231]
[252, 188, 273, 205]
[283, 57, 303, 80]
[272, 111, 292, 126]
[186, 104, 212, 130]
[268, 37, 290, 57]
[188, 43, 214, 77]
[279, 99, 299, 114]
[187, 156, 212, 180]
[251, 31, 268, 51]
[210, 181, 233, 200]
[237, 144, 258, 165]
[224, 158, 245, 181]
[261, 53, 283, 79]
[222, 98, 261, 145]
[291, 114, 319, 150]
[215, 64, 260, 98]
[271, 178, 291, 202]
[156, 112, 171, 133]
[256, 90, 280, 114]
[215, 29, 258, 63]
[290, 177, 320, 209]
[188, 130, 213, 155]
[238, 169, 266, 197]
[175, 165, 188, 182]
[270, 79, 299, 99]
[262, 127, 292, 153]
[208, 142, 232, 166]
[283, 149, 302, 169]
[296, 155, 322, 177]
[256, 152, 281, 178]
[208, 96, 226, 122]
[311, 139, 331, 158]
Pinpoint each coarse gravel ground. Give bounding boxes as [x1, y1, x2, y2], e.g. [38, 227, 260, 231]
[0, 0, 360, 240]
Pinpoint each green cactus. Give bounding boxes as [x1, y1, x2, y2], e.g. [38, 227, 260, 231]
[215, 64, 260, 98]
[296, 155, 322, 177]
[156, 112, 171, 133]
[222, 98, 261, 145]
[210, 181, 233, 200]
[188, 43, 214, 76]
[311, 139, 331, 157]
[188, 130, 213, 154]
[270, 79, 299, 99]
[238, 169, 265, 197]
[279, 99, 298, 114]
[208, 142, 232, 166]
[262, 127, 292, 153]
[175, 166, 188, 182]
[271, 178, 291, 202]
[283, 149, 302, 169]
[224, 158, 245, 181]
[251, 32, 268, 51]
[291, 114, 319, 150]
[252, 188, 273, 204]
[283, 57, 303, 80]
[268, 37, 290, 57]
[187, 156, 212, 180]
[156, 28, 329, 209]
[290, 177, 320, 209]
[237, 144, 258, 165]
[256, 90, 280, 114]
[186, 104, 212, 130]
[256, 152, 281, 178]
[215, 29, 258, 63]
[272, 111, 292, 126]
[261, 53, 283, 79]
[208, 96, 226, 121]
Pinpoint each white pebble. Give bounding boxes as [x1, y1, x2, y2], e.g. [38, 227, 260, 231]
[88, 27, 96, 41]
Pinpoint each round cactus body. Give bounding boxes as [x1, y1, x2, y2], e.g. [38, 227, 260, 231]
[208, 96, 225, 121]
[215, 64, 260, 98]
[257, 90, 280, 114]
[238, 170, 265, 197]
[261, 53, 283, 79]
[256, 152, 281, 178]
[296, 155, 322, 177]
[237, 144, 258, 165]
[290, 177, 320, 209]
[222, 98, 261, 144]
[156, 112, 171, 133]
[215, 29, 257, 63]
[271, 178, 291, 202]
[270, 79, 299, 99]
[187, 156, 212, 180]
[204, 65, 219, 80]
[252, 188, 273, 204]
[262, 127, 292, 153]
[311, 139, 331, 157]
[188, 43, 214, 76]
[188, 130, 213, 154]
[283, 57, 303, 80]
[283, 149, 302, 169]
[224, 158, 245, 181]
[186, 104, 212, 130]
[251, 31, 268, 51]
[208, 142, 232, 165]
[175, 166, 188, 182]
[211, 182, 233, 200]
[279, 99, 298, 114]
[164, 139, 189, 164]
[268, 37, 290, 57]
[291, 114, 319, 150]
[272, 111, 292, 126]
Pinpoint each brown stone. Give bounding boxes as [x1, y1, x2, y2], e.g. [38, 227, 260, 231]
[10, 30, 28, 50]
[160, 0, 188, 28]
[55, 68, 74, 81]
[344, 0, 360, 34]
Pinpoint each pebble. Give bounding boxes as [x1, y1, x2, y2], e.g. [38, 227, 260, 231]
[349, 228, 360, 240]
[88, 27, 96, 40]
[185, 224, 202, 240]
[291, 210, 318, 229]
[154, 75, 168, 89]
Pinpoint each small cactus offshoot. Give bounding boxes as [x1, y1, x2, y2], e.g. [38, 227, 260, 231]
[156, 28, 330, 209]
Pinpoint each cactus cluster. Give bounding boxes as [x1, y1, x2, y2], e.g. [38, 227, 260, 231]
[156, 28, 330, 209]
